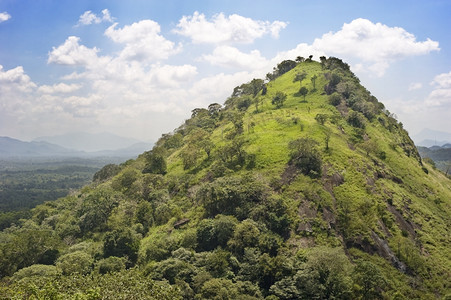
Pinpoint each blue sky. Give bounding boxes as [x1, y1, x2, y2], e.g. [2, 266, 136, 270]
[0, 0, 450, 142]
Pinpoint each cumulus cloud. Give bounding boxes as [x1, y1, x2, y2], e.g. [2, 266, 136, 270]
[310, 18, 439, 76]
[426, 71, 451, 107]
[105, 20, 181, 62]
[0, 12, 11, 22]
[151, 64, 198, 87]
[22, 16, 442, 142]
[203, 46, 269, 70]
[173, 11, 287, 44]
[0, 65, 37, 131]
[38, 83, 82, 94]
[48, 36, 101, 66]
[0, 65, 36, 92]
[77, 9, 113, 26]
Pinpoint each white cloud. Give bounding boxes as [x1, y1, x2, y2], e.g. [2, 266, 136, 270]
[105, 20, 181, 62]
[431, 71, 451, 88]
[38, 83, 82, 94]
[152, 64, 198, 87]
[272, 43, 325, 64]
[0, 12, 11, 22]
[173, 11, 287, 44]
[408, 82, 423, 91]
[0, 65, 36, 92]
[426, 71, 451, 107]
[310, 18, 439, 76]
[77, 9, 113, 26]
[0, 65, 37, 125]
[188, 70, 263, 108]
[203, 46, 269, 70]
[17, 16, 442, 142]
[48, 36, 101, 66]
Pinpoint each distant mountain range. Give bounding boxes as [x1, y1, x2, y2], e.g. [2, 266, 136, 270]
[0, 135, 153, 158]
[418, 144, 451, 161]
[0, 137, 78, 157]
[412, 128, 451, 147]
[33, 132, 145, 152]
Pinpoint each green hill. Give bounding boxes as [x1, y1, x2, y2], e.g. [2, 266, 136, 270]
[418, 145, 451, 175]
[1, 57, 450, 299]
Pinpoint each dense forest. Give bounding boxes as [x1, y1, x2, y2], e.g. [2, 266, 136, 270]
[0, 57, 450, 299]
[0, 158, 124, 230]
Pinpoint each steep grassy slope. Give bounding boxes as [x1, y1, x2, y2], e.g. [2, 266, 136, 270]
[1, 58, 450, 299]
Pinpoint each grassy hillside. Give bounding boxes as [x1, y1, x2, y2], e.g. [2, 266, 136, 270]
[1, 57, 450, 299]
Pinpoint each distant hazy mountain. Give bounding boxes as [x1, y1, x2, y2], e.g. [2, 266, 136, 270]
[418, 144, 451, 162]
[0, 136, 153, 158]
[34, 132, 145, 152]
[89, 142, 153, 157]
[0, 136, 79, 157]
[413, 128, 451, 147]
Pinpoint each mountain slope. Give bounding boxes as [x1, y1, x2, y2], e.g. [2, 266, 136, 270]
[1, 58, 450, 299]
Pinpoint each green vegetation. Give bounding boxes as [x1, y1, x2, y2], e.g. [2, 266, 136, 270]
[1, 57, 450, 299]
[0, 158, 122, 230]
[418, 145, 451, 175]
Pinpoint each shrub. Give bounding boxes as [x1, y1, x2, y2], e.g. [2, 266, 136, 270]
[96, 256, 126, 274]
[103, 229, 140, 265]
[56, 251, 93, 275]
[12, 264, 58, 281]
[328, 93, 342, 106]
[197, 175, 268, 219]
[288, 138, 322, 178]
[347, 111, 366, 129]
[272, 91, 287, 108]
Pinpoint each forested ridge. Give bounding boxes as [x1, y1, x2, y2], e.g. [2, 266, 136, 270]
[0, 57, 450, 299]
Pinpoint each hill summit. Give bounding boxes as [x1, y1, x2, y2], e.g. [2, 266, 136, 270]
[1, 57, 450, 299]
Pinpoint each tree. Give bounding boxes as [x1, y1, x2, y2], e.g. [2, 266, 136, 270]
[353, 259, 386, 300]
[181, 145, 201, 170]
[249, 78, 265, 97]
[143, 148, 167, 175]
[324, 72, 342, 95]
[295, 247, 353, 299]
[275, 60, 297, 76]
[134, 200, 154, 231]
[328, 93, 342, 106]
[293, 72, 307, 87]
[347, 111, 366, 129]
[295, 56, 305, 63]
[56, 251, 93, 275]
[288, 137, 322, 178]
[272, 91, 287, 108]
[319, 56, 327, 69]
[227, 219, 260, 255]
[208, 103, 222, 116]
[96, 256, 126, 274]
[299, 87, 309, 102]
[103, 228, 140, 266]
[324, 130, 331, 151]
[315, 114, 327, 125]
[311, 74, 318, 90]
